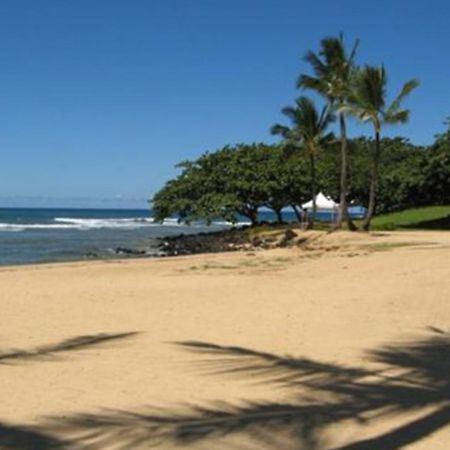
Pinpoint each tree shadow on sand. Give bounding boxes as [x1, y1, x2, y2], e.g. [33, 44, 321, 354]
[42, 327, 450, 449]
[0, 332, 139, 365]
[0, 332, 139, 450]
[0, 422, 74, 450]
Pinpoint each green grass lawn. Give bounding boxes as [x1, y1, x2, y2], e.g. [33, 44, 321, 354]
[243, 205, 450, 234]
[369, 205, 450, 230]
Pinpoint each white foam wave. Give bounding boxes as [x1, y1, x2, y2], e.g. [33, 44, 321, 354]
[0, 223, 80, 232]
[213, 220, 251, 227]
[54, 217, 154, 229]
[0, 224, 25, 232]
[54, 217, 192, 228]
[0, 216, 239, 232]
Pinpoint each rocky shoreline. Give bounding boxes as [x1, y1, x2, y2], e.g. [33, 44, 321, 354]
[112, 225, 301, 258]
[157, 226, 300, 256]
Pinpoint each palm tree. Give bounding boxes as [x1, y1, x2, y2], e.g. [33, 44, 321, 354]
[271, 96, 334, 228]
[298, 34, 359, 230]
[343, 66, 419, 230]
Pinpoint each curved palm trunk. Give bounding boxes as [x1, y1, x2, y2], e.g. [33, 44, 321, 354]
[335, 113, 357, 231]
[363, 129, 381, 231]
[308, 154, 317, 229]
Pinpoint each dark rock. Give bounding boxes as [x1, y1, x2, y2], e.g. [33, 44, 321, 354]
[115, 247, 147, 256]
[157, 227, 251, 256]
[279, 229, 298, 247]
[115, 224, 306, 259]
[284, 229, 297, 241]
[252, 236, 263, 247]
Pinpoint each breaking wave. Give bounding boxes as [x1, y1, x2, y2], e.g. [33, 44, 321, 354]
[0, 217, 248, 232]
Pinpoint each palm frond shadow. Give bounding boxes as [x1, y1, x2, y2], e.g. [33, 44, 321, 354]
[0, 332, 139, 365]
[0, 421, 75, 450]
[44, 328, 450, 449]
[0, 332, 139, 450]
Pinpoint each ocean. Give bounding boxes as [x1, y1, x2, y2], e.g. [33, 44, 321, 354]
[0, 208, 234, 266]
[0, 207, 365, 266]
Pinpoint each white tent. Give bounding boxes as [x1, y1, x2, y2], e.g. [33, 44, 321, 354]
[301, 192, 338, 211]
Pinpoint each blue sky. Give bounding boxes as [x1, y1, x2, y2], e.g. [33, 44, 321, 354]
[0, 0, 448, 208]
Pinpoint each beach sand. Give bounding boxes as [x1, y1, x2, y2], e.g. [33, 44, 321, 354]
[1, 230, 449, 449]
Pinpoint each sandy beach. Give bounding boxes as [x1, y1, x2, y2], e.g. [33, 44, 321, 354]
[1, 230, 449, 449]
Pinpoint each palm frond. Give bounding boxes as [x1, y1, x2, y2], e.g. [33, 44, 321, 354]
[358, 65, 386, 111]
[342, 65, 387, 129]
[386, 79, 420, 116]
[280, 106, 298, 122]
[296, 96, 318, 119]
[320, 36, 346, 69]
[303, 50, 328, 78]
[297, 73, 324, 92]
[339, 102, 376, 126]
[270, 124, 291, 138]
[348, 37, 360, 66]
[272, 96, 333, 157]
[299, 34, 360, 106]
[384, 109, 410, 125]
[319, 104, 335, 130]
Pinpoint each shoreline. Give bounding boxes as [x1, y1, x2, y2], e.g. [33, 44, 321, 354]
[0, 223, 298, 268]
[0, 228, 447, 271]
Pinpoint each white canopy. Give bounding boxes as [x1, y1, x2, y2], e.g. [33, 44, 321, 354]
[301, 192, 338, 211]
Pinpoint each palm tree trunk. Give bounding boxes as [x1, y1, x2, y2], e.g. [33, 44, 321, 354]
[308, 154, 317, 229]
[335, 113, 357, 231]
[362, 129, 381, 231]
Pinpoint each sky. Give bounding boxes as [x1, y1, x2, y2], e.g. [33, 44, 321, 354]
[0, 0, 448, 208]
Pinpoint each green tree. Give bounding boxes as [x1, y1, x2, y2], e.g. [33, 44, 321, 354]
[151, 156, 241, 225]
[152, 144, 312, 226]
[343, 65, 419, 229]
[316, 136, 428, 215]
[420, 119, 450, 205]
[298, 34, 359, 230]
[271, 96, 334, 228]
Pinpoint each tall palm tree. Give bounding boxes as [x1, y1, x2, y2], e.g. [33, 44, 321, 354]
[343, 66, 419, 230]
[298, 34, 359, 230]
[271, 96, 334, 228]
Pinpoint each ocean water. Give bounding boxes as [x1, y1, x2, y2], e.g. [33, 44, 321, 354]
[0, 207, 365, 266]
[0, 208, 235, 266]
